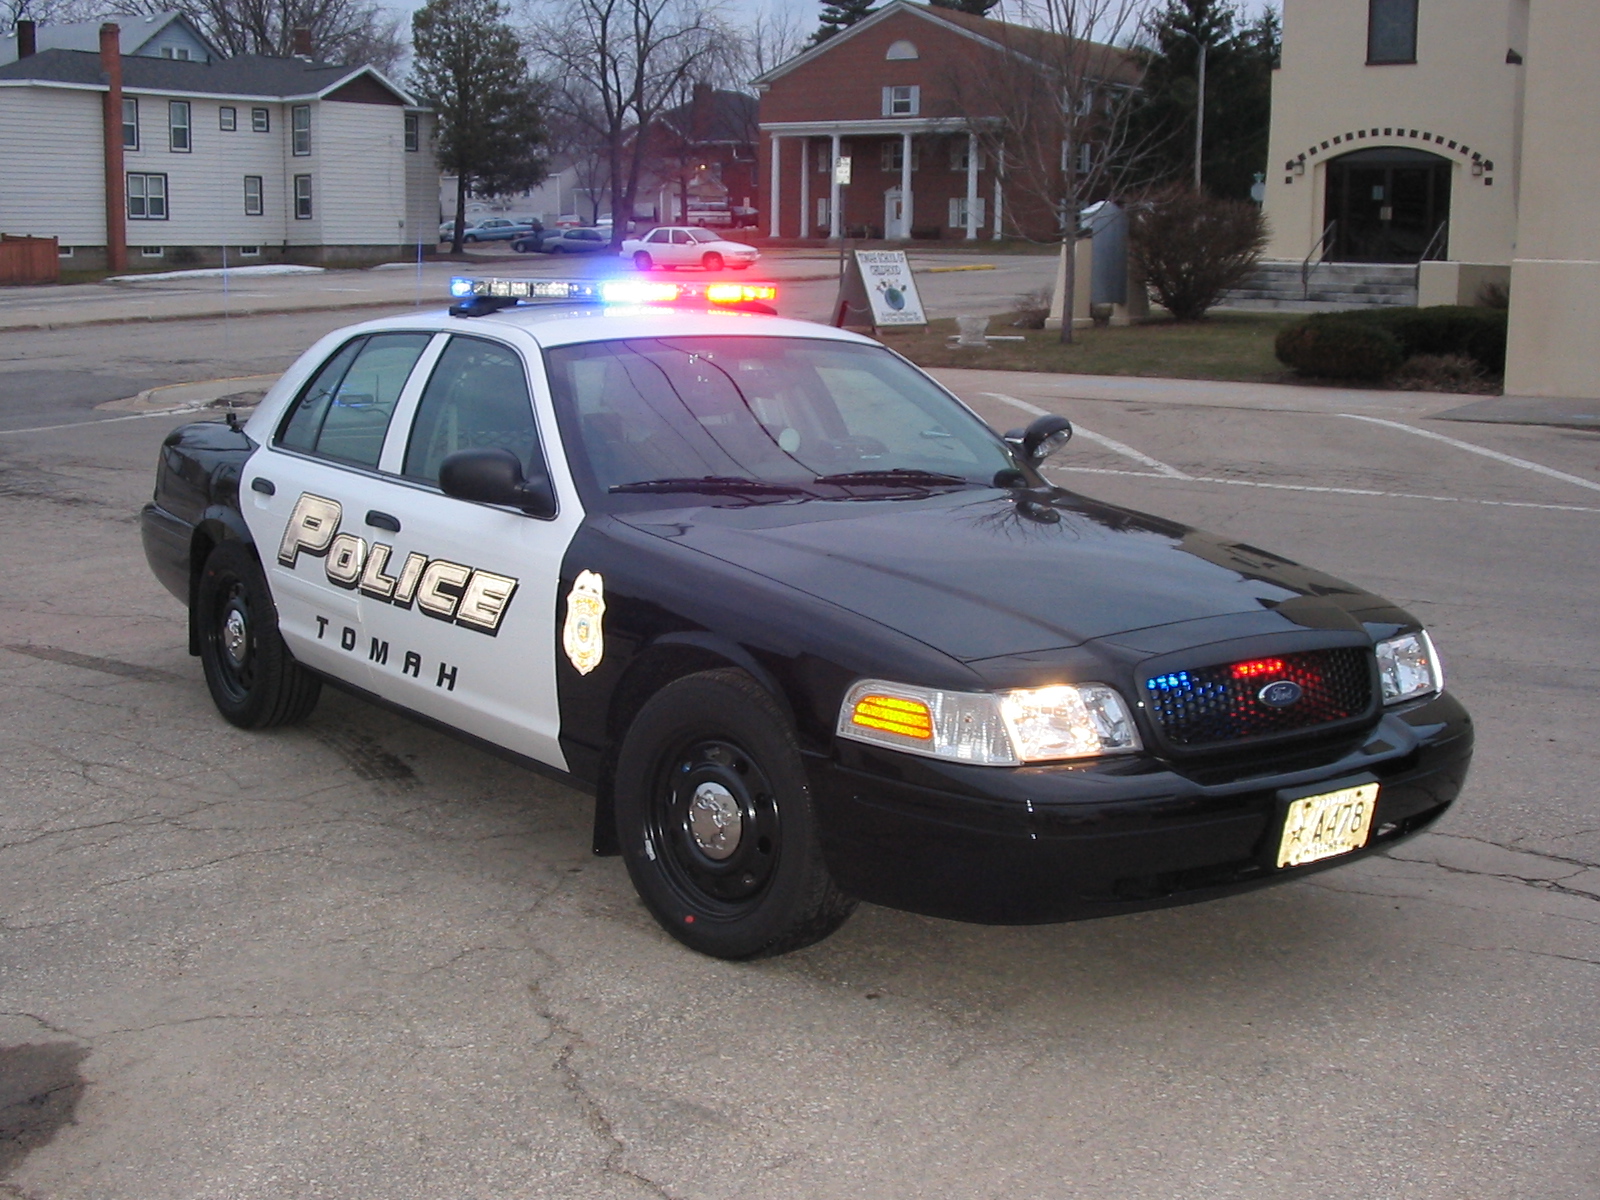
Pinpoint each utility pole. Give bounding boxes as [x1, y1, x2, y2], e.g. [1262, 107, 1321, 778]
[1177, 27, 1207, 190]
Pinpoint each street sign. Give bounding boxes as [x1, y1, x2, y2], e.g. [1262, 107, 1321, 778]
[832, 249, 927, 329]
[833, 156, 852, 186]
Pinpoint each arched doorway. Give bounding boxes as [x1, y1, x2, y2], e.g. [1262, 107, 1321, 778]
[1325, 147, 1452, 262]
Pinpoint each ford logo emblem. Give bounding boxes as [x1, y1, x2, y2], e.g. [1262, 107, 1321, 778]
[1258, 680, 1303, 708]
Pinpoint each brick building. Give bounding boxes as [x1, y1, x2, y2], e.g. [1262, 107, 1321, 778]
[753, 0, 1133, 241]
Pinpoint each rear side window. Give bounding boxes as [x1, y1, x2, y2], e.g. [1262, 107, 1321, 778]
[403, 336, 542, 486]
[275, 332, 432, 467]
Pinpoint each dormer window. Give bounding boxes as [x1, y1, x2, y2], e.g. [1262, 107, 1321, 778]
[886, 40, 918, 60]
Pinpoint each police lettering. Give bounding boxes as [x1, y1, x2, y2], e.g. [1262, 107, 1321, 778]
[277, 492, 519, 634]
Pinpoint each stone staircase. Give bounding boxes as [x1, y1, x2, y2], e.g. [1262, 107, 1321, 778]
[1221, 260, 1419, 311]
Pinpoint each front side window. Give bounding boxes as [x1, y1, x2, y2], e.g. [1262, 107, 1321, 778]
[404, 337, 541, 486]
[168, 101, 190, 151]
[292, 104, 311, 155]
[404, 112, 419, 151]
[276, 333, 433, 468]
[545, 336, 1013, 502]
[244, 175, 263, 216]
[252, 107, 270, 132]
[122, 98, 139, 150]
[294, 174, 313, 219]
[127, 173, 168, 219]
[1368, 0, 1418, 63]
[219, 105, 237, 131]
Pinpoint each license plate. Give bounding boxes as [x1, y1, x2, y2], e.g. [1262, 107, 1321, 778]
[1276, 783, 1379, 868]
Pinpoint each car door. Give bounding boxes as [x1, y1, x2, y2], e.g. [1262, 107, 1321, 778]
[241, 330, 437, 686]
[667, 228, 694, 265]
[358, 332, 585, 770]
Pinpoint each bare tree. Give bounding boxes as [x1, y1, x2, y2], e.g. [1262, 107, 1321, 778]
[948, 0, 1157, 342]
[3, 0, 97, 35]
[736, 2, 806, 81]
[531, 0, 723, 247]
[543, 97, 614, 223]
[105, 0, 408, 72]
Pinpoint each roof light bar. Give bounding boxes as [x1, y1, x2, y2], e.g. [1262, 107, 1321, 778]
[447, 276, 779, 315]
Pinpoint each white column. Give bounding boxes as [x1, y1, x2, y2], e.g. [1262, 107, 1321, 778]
[800, 139, 811, 240]
[965, 132, 979, 240]
[992, 149, 1004, 240]
[900, 131, 912, 239]
[769, 134, 782, 238]
[829, 133, 842, 240]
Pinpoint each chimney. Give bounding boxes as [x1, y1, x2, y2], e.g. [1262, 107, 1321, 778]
[100, 23, 127, 272]
[16, 19, 36, 58]
[291, 27, 313, 57]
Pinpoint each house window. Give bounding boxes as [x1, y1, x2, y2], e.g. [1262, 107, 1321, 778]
[950, 141, 983, 172]
[883, 85, 920, 117]
[294, 174, 313, 219]
[141, 246, 165, 257]
[168, 101, 191, 152]
[219, 105, 236, 131]
[1368, 0, 1418, 64]
[885, 39, 918, 60]
[57, 246, 74, 259]
[160, 46, 191, 60]
[238, 245, 261, 257]
[121, 98, 138, 150]
[404, 112, 419, 151]
[244, 175, 263, 216]
[127, 173, 168, 219]
[251, 107, 269, 133]
[292, 105, 311, 155]
[1061, 141, 1093, 175]
[880, 140, 919, 172]
[816, 197, 830, 230]
[948, 197, 987, 228]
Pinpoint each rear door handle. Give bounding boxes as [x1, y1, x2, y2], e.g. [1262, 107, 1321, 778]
[365, 510, 401, 533]
[250, 477, 275, 495]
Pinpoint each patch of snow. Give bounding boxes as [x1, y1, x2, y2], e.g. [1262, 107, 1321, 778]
[108, 265, 327, 282]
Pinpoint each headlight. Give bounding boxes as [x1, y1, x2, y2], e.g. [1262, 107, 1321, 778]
[1375, 631, 1443, 704]
[837, 679, 1140, 765]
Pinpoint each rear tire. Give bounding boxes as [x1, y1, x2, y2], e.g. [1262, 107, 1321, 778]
[614, 669, 856, 959]
[633, 251, 654, 271]
[196, 541, 320, 729]
[702, 252, 724, 272]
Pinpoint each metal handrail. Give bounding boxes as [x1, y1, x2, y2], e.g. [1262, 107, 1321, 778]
[1415, 221, 1449, 290]
[1301, 220, 1338, 299]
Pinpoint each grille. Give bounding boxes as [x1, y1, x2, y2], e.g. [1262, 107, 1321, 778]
[1144, 648, 1373, 749]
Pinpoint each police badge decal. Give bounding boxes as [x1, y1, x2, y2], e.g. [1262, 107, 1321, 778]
[562, 570, 606, 675]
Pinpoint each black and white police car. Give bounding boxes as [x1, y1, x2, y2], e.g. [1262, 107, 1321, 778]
[141, 275, 1473, 959]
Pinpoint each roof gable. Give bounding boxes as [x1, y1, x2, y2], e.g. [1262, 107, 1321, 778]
[0, 11, 221, 66]
[0, 48, 416, 104]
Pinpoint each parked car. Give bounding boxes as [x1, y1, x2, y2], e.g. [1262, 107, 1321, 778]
[540, 228, 612, 255]
[622, 226, 760, 271]
[139, 272, 1471, 960]
[510, 229, 557, 253]
[461, 217, 538, 243]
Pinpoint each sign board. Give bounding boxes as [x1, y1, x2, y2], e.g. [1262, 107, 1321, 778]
[832, 249, 927, 329]
[833, 156, 852, 186]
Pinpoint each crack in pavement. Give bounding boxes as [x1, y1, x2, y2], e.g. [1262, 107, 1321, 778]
[2, 645, 178, 683]
[1384, 832, 1600, 902]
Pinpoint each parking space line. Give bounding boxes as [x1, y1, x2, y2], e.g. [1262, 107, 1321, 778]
[1338, 413, 1600, 494]
[1042, 464, 1600, 515]
[981, 392, 1192, 479]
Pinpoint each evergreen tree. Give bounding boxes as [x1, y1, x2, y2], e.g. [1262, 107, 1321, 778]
[1127, 0, 1279, 201]
[411, 0, 548, 253]
[928, 0, 1001, 16]
[812, 0, 876, 44]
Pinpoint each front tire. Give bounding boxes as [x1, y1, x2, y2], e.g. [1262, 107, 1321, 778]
[633, 251, 654, 271]
[196, 541, 320, 729]
[614, 669, 856, 959]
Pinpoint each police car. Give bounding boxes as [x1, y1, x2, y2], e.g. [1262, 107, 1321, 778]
[140, 275, 1473, 959]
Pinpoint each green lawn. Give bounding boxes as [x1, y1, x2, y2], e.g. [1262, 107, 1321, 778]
[886, 312, 1299, 383]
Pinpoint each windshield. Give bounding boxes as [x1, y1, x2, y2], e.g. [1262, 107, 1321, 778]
[545, 336, 1016, 500]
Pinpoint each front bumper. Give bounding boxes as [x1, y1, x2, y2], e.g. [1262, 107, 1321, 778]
[807, 691, 1472, 924]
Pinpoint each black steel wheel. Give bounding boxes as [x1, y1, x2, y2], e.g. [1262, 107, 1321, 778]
[196, 541, 320, 729]
[701, 251, 724, 272]
[615, 669, 856, 959]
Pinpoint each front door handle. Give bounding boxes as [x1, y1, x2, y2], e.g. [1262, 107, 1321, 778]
[365, 510, 401, 533]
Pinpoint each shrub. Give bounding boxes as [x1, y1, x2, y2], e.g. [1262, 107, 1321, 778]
[1009, 287, 1051, 329]
[1275, 305, 1509, 380]
[1391, 354, 1491, 392]
[1129, 188, 1269, 321]
[1274, 315, 1403, 381]
[1476, 279, 1510, 309]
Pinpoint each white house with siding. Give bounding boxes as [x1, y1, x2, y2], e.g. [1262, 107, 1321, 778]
[0, 30, 438, 269]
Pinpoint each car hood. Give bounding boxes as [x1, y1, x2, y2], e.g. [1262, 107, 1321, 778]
[619, 487, 1394, 662]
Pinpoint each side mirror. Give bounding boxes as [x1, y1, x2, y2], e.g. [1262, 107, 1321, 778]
[438, 448, 556, 518]
[1015, 414, 1073, 464]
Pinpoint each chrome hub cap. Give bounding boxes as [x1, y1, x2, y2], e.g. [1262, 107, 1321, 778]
[688, 781, 742, 860]
[222, 608, 249, 669]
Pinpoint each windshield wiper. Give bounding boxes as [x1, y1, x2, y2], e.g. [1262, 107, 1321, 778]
[609, 475, 814, 496]
[812, 469, 978, 488]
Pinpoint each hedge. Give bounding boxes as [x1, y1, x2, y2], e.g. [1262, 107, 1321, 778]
[1275, 305, 1508, 379]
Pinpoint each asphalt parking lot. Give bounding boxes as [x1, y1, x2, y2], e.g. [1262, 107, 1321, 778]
[0, 278, 1596, 1199]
